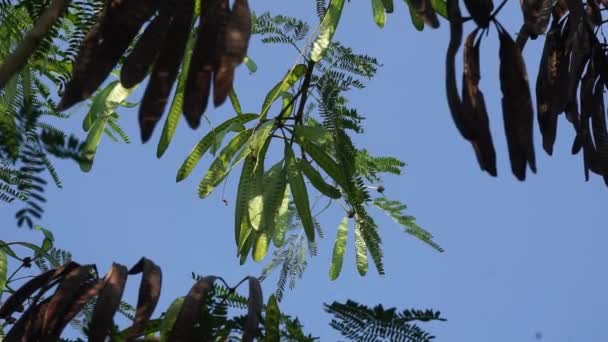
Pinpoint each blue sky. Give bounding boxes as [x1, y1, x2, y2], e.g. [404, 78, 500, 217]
[3, 0, 608, 340]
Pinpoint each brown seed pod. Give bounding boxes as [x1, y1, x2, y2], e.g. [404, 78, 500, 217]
[183, 0, 226, 128]
[446, 0, 472, 140]
[120, 13, 172, 89]
[462, 31, 497, 176]
[127, 258, 163, 340]
[59, 0, 159, 110]
[409, 0, 440, 28]
[498, 26, 536, 180]
[520, 0, 554, 38]
[88, 263, 128, 342]
[138, 0, 195, 142]
[169, 276, 218, 341]
[536, 17, 563, 155]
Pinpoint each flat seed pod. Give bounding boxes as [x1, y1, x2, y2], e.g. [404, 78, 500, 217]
[536, 17, 563, 155]
[57, 18, 104, 110]
[498, 27, 537, 180]
[462, 31, 497, 175]
[446, 0, 474, 140]
[586, 0, 602, 26]
[214, 0, 252, 106]
[139, 0, 195, 142]
[89, 263, 128, 342]
[565, 22, 591, 125]
[54, 279, 104, 335]
[409, 0, 440, 28]
[520, 0, 554, 39]
[4, 298, 52, 341]
[555, 16, 572, 115]
[169, 276, 217, 341]
[0, 261, 79, 319]
[120, 14, 172, 88]
[589, 65, 608, 175]
[242, 277, 263, 342]
[59, 0, 159, 110]
[579, 61, 595, 179]
[128, 258, 162, 340]
[463, 0, 494, 28]
[184, 0, 225, 127]
[41, 265, 94, 340]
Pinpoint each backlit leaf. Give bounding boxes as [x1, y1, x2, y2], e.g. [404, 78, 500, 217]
[176, 114, 258, 182]
[311, 0, 346, 62]
[329, 217, 349, 280]
[286, 147, 315, 242]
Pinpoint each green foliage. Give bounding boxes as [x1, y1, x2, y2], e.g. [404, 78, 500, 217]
[325, 300, 445, 341]
[0, 0, 132, 228]
[152, 12, 443, 299]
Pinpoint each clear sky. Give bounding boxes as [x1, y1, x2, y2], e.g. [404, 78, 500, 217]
[3, 0, 608, 340]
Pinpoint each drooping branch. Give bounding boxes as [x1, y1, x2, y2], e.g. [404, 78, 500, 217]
[0, 0, 70, 89]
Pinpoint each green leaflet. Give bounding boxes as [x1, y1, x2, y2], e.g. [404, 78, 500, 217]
[210, 122, 245, 156]
[294, 124, 334, 147]
[311, 0, 346, 62]
[159, 297, 184, 342]
[296, 139, 344, 188]
[260, 161, 287, 238]
[229, 88, 242, 115]
[83, 81, 116, 132]
[279, 92, 295, 119]
[198, 129, 253, 198]
[243, 56, 258, 73]
[299, 158, 341, 199]
[272, 186, 291, 248]
[236, 156, 255, 247]
[34, 225, 54, 252]
[252, 231, 269, 261]
[372, 0, 387, 28]
[382, 0, 395, 12]
[329, 217, 349, 280]
[261, 64, 307, 120]
[0, 242, 18, 259]
[404, 0, 424, 31]
[430, 0, 447, 18]
[239, 228, 254, 265]
[0, 112, 19, 161]
[233, 120, 275, 170]
[157, 31, 197, 158]
[265, 295, 280, 341]
[285, 147, 315, 242]
[354, 220, 368, 276]
[0, 249, 6, 297]
[80, 82, 135, 172]
[247, 137, 271, 231]
[176, 114, 258, 182]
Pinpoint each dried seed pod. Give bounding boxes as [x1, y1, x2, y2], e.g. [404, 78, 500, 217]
[498, 27, 536, 180]
[520, 0, 554, 38]
[214, 0, 252, 106]
[120, 14, 172, 88]
[446, 0, 472, 139]
[536, 17, 563, 155]
[59, 0, 159, 110]
[462, 31, 497, 175]
[410, 0, 440, 28]
[139, 0, 195, 142]
[183, 0, 226, 128]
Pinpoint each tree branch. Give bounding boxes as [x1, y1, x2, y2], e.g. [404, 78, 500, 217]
[294, 60, 316, 125]
[0, 0, 70, 88]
